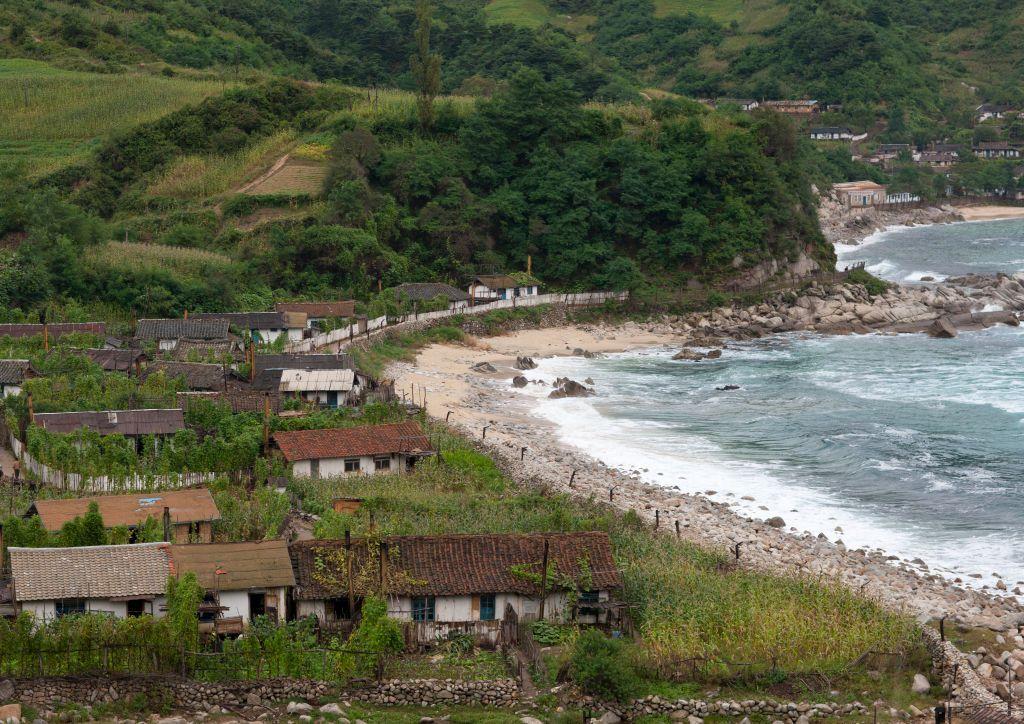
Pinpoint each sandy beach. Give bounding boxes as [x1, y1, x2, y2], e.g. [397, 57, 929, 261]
[958, 205, 1024, 221]
[390, 322, 1024, 630]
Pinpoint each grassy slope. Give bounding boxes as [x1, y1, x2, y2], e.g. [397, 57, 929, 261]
[0, 59, 233, 175]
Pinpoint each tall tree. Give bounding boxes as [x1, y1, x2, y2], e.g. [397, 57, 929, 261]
[410, 0, 442, 132]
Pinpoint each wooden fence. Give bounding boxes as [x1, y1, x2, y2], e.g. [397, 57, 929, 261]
[9, 433, 222, 493]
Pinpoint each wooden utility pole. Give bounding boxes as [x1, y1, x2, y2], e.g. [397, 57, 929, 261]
[345, 530, 355, 620]
[538, 538, 549, 620]
[262, 393, 271, 456]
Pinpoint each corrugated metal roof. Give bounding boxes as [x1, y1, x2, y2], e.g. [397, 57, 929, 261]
[10, 543, 172, 601]
[34, 408, 185, 436]
[170, 540, 295, 590]
[278, 369, 354, 392]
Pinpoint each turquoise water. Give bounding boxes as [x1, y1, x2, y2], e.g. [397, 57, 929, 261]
[513, 220, 1024, 587]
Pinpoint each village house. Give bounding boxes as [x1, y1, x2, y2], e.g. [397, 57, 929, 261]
[288, 532, 624, 646]
[833, 181, 887, 208]
[0, 323, 106, 340]
[177, 389, 283, 415]
[392, 282, 469, 308]
[33, 408, 186, 453]
[974, 141, 1022, 159]
[135, 319, 230, 352]
[272, 420, 433, 479]
[976, 104, 1011, 123]
[81, 349, 148, 374]
[170, 540, 295, 630]
[8, 543, 171, 620]
[713, 98, 759, 111]
[277, 369, 359, 408]
[193, 312, 307, 344]
[142, 361, 225, 391]
[245, 353, 373, 406]
[274, 302, 356, 329]
[762, 99, 819, 118]
[468, 274, 541, 304]
[0, 359, 33, 397]
[810, 127, 854, 141]
[918, 151, 958, 168]
[25, 488, 220, 544]
[169, 338, 240, 362]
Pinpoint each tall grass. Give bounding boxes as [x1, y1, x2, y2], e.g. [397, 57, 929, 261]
[0, 59, 232, 175]
[145, 130, 298, 200]
[86, 241, 238, 280]
[284, 424, 918, 680]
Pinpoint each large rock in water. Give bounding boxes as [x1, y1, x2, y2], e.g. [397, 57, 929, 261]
[673, 349, 706, 361]
[549, 379, 594, 399]
[514, 356, 538, 370]
[512, 376, 528, 388]
[928, 316, 958, 338]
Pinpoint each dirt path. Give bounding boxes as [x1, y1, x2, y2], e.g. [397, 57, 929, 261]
[235, 152, 291, 194]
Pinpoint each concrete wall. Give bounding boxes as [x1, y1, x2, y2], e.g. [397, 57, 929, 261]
[22, 596, 167, 622]
[291, 453, 410, 479]
[2, 384, 22, 397]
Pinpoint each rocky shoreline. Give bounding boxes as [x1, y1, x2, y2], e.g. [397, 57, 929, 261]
[390, 270, 1024, 632]
[818, 196, 964, 247]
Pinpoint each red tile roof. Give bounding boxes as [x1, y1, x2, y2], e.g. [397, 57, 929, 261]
[273, 421, 432, 462]
[289, 532, 621, 599]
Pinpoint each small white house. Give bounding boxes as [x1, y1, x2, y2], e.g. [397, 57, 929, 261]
[194, 312, 306, 344]
[278, 368, 358, 408]
[810, 127, 854, 141]
[468, 274, 541, 304]
[8, 543, 172, 621]
[0, 359, 31, 397]
[135, 319, 231, 352]
[289, 532, 624, 646]
[275, 302, 356, 328]
[170, 540, 295, 629]
[273, 420, 434, 479]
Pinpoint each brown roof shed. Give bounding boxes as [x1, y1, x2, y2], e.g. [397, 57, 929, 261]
[28, 488, 220, 532]
[170, 540, 295, 590]
[33, 408, 185, 436]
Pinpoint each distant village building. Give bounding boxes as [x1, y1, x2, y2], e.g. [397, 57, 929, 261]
[9, 543, 171, 620]
[833, 181, 887, 208]
[135, 319, 230, 352]
[81, 349, 148, 374]
[0, 359, 32, 397]
[392, 283, 469, 306]
[192, 312, 306, 344]
[810, 127, 854, 141]
[762, 100, 819, 118]
[918, 151, 958, 168]
[246, 353, 370, 407]
[272, 421, 434, 479]
[974, 141, 1022, 159]
[33, 409, 186, 453]
[289, 532, 624, 645]
[278, 369, 358, 408]
[713, 98, 759, 111]
[274, 302, 356, 329]
[976, 104, 1011, 123]
[468, 274, 541, 304]
[26, 488, 221, 544]
[142, 361, 225, 391]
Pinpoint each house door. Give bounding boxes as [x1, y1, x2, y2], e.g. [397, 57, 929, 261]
[310, 458, 320, 479]
[249, 591, 266, 619]
[327, 391, 338, 408]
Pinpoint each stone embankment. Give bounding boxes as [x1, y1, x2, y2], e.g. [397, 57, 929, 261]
[818, 195, 963, 247]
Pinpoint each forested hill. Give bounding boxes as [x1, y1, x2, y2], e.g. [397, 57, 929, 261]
[4, 0, 1024, 139]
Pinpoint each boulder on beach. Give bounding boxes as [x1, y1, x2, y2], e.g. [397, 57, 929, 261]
[512, 376, 528, 388]
[706, 349, 722, 359]
[549, 379, 595, 399]
[514, 356, 538, 370]
[470, 361, 498, 373]
[765, 516, 786, 528]
[928, 316, 958, 338]
[673, 349, 705, 361]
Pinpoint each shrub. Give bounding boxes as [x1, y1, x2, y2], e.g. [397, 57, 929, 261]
[846, 267, 889, 296]
[570, 629, 640, 702]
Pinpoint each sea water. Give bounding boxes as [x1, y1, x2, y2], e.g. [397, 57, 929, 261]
[511, 219, 1024, 588]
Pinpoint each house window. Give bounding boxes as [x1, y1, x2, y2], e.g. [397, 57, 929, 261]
[412, 596, 435, 622]
[579, 590, 600, 605]
[344, 458, 360, 473]
[126, 599, 147, 617]
[479, 594, 496, 621]
[309, 458, 320, 479]
[374, 456, 391, 472]
[56, 598, 86, 617]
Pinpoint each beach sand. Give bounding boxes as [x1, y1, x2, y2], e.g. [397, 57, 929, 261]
[390, 324, 1024, 628]
[958, 205, 1024, 221]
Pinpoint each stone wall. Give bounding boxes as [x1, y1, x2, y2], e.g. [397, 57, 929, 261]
[617, 696, 869, 721]
[922, 627, 1022, 723]
[7, 675, 519, 712]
